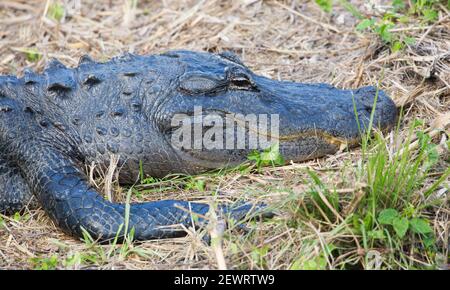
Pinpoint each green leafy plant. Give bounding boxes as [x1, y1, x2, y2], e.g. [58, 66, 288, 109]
[47, 2, 65, 22]
[315, 0, 446, 52]
[20, 48, 42, 62]
[30, 255, 59, 270]
[62, 252, 102, 268]
[185, 177, 206, 192]
[291, 255, 328, 270]
[378, 208, 433, 239]
[350, 103, 448, 265]
[290, 243, 336, 270]
[250, 245, 270, 268]
[12, 212, 30, 222]
[315, 0, 333, 13]
[247, 142, 285, 171]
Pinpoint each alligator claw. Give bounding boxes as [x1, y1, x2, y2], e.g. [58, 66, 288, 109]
[200, 202, 274, 245]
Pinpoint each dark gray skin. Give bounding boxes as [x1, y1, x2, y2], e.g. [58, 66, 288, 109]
[0, 50, 397, 242]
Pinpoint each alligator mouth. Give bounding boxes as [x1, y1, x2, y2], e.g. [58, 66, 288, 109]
[168, 117, 363, 170]
[278, 131, 360, 148]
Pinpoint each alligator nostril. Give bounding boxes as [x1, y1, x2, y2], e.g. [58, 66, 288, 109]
[364, 103, 373, 112]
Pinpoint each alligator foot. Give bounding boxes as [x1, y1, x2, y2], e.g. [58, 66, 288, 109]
[0, 156, 37, 214]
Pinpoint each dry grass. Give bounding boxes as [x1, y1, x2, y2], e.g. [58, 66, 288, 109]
[0, 0, 449, 269]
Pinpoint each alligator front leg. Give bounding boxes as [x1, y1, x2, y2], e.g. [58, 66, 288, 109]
[0, 98, 256, 242]
[0, 156, 36, 214]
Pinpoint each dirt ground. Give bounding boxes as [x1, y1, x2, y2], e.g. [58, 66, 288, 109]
[0, 0, 448, 269]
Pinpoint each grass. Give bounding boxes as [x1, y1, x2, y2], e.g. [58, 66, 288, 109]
[0, 0, 449, 269]
[241, 114, 448, 269]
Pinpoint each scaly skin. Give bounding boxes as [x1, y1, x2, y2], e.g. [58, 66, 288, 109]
[0, 50, 397, 241]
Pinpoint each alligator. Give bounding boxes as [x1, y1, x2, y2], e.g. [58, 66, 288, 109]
[0, 50, 397, 242]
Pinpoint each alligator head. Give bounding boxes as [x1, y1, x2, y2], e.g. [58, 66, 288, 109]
[158, 50, 397, 171]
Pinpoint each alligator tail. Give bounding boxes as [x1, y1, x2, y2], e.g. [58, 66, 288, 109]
[0, 93, 256, 242]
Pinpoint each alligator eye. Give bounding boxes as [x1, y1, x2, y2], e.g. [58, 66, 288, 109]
[229, 73, 256, 91]
[231, 75, 252, 87]
[179, 73, 226, 95]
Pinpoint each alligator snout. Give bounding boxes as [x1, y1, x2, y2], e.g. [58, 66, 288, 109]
[273, 84, 397, 162]
[352, 86, 398, 134]
[252, 77, 398, 141]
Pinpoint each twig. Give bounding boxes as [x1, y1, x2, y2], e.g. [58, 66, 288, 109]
[207, 203, 228, 270]
[273, 2, 340, 33]
[417, 15, 450, 45]
[104, 154, 120, 202]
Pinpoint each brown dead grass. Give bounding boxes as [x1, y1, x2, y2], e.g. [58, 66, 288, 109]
[0, 0, 448, 269]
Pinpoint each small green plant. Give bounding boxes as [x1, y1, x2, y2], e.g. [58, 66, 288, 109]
[250, 245, 270, 268]
[315, 0, 333, 13]
[12, 212, 30, 222]
[378, 208, 433, 238]
[247, 142, 285, 172]
[291, 256, 327, 270]
[355, 15, 415, 52]
[351, 104, 448, 267]
[139, 161, 163, 184]
[13, 212, 21, 221]
[47, 2, 65, 22]
[361, 118, 444, 211]
[271, 84, 449, 269]
[185, 177, 206, 192]
[290, 243, 336, 270]
[30, 255, 59, 270]
[21, 48, 42, 62]
[62, 252, 102, 268]
[315, 0, 447, 52]
[141, 176, 160, 185]
[410, 0, 444, 22]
